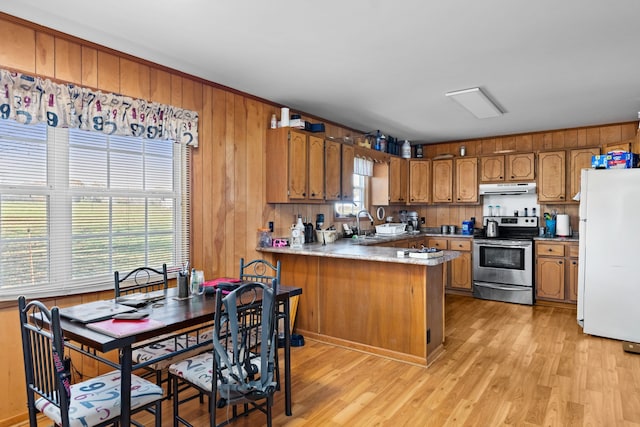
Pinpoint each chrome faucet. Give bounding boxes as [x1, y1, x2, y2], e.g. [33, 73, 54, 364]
[356, 209, 374, 236]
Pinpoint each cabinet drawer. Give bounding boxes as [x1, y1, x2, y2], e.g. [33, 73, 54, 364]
[568, 244, 579, 258]
[449, 239, 471, 251]
[427, 238, 448, 249]
[537, 243, 565, 256]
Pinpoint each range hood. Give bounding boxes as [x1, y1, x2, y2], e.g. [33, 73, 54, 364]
[479, 182, 537, 195]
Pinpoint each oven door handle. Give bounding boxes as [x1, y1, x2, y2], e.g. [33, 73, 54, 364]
[474, 281, 532, 291]
[473, 242, 531, 249]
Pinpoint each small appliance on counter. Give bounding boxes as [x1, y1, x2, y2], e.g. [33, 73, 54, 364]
[406, 211, 419, 232]
[555, 214, 571, 236]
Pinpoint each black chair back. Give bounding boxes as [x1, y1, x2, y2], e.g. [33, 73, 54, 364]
[238, 258, 281, 286]
[18, 296, 72, 427]
[211, 279, 279, 423]
[114, 263, 168, 297]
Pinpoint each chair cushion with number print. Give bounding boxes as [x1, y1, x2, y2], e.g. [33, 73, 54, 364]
[169, 351, 262, 392]
[132, 332, 212, 370]
[34, 371, 163, 427]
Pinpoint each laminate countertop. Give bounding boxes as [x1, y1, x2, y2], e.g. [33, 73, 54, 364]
[257, 239, 459, 266]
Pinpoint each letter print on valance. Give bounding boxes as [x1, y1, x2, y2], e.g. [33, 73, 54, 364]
[0, 69, 199, 146]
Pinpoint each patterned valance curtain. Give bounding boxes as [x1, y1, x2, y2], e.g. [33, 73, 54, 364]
[0, 69, 198, 146]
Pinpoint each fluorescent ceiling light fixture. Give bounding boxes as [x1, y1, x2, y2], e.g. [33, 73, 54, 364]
[445, 87, 503, 119]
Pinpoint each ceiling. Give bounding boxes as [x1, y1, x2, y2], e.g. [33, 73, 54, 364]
[2, 1, 640, 144]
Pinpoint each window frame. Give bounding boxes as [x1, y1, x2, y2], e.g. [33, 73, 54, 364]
[0, 120, 190, 301]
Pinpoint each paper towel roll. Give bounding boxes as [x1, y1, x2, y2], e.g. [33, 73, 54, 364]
[280, 107, 290, 127]
[556, 214, 571, 236]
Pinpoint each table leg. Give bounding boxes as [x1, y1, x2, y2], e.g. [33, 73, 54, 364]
[120, 345, 133, 425]
[283, 298, 292, 416]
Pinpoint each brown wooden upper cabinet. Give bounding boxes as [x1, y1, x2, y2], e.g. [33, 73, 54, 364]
[569, 147, 600, 200]
[408, 159, 431, 204]
[454, 157, 478, 203]
[341, 143, 355, 201]
[432, 159, 453, 203]
[324, 139, 342, 201]
[603, 138, 633, 153]
[480, 153, 535, 182]
[537, 147, 600, 203]
[389, 156, 408, 203]
[266, 128, 325, 203]
[537, 151, 566, 202]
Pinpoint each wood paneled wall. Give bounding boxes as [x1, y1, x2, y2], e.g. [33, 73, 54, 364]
[0, 12, 638, 426]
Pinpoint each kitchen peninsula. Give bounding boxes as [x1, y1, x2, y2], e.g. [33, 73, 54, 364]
[259, 240, 459, 366]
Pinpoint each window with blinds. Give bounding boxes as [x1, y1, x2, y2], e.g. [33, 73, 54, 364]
[0, 119, 190, 300]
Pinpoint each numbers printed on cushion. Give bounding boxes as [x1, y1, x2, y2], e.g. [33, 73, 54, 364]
[34, 371, 163, 427]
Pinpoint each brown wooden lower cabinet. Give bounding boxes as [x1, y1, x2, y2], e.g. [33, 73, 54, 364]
[427, 237, 473, 295]
[270, 252, 446, 366]
[535, 241, 578, 303]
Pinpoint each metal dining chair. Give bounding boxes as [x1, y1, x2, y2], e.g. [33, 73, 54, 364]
[114, 263, 169, 298]
[169, 279, 280, 427]
[114, 264, 211, 399]
[18, 296, 164, 427]
[239, 258, 287, 375]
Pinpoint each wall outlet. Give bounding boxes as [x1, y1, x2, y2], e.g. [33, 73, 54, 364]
[268, 221, 274, 232]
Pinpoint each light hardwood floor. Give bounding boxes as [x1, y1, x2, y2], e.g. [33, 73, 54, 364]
[24, 294, 640, 426]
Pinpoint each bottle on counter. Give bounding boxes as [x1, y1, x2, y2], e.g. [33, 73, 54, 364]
[270, 114, 277, 129]
[291, 215, 305, 249]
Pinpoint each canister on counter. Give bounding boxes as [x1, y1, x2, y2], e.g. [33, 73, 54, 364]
[462, 220, 473, 235]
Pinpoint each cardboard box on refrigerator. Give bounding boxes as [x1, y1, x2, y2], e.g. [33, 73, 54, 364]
[591, 152, 639, 169]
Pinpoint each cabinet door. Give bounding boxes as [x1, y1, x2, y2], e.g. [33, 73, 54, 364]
[569, 147, 599, 201]
[479, 155, 505, 182]
[408, 160, 430, 204]
[537, 151, 566, 202]
[450, 252, 472, 290]
[288, 130, 308, 200]
[340, 144, 355, 201]
[568, 256, 579, 302]
[536, 257, 565, 300]
[454, 157, 478, 203]
[432, 159, 453, 203]
[506, 153, 535, 181]
[389, 157, 407, 203]
[603, 139, 632, 153]
[427, 238, 448, 250]
[448, 239, 472, 290]
[324, 139, 342, 200]
[307, 135, 325, 200]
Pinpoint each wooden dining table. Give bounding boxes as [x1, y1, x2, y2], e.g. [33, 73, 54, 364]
[59, 284, 302, 425]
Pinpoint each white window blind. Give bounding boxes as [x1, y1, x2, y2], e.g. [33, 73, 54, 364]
[0, 119, 190, 301]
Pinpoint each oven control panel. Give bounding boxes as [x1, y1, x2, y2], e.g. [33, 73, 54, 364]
[484, 216, 538, 227]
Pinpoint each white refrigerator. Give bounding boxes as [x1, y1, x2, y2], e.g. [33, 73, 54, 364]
[577, 168, 640, 342]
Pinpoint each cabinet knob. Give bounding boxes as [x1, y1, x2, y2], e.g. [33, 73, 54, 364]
[548, 248, 553, 252]
[572, 261, 577, 265]
[558, 261, 563, 264]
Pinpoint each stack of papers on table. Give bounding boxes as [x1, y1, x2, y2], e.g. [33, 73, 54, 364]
[116, 289, 166, 307]
[87, 318, 165, 338]
[59, 301, 136, 323]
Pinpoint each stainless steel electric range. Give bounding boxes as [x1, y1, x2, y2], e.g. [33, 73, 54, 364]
[473, 216, 539, 305]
